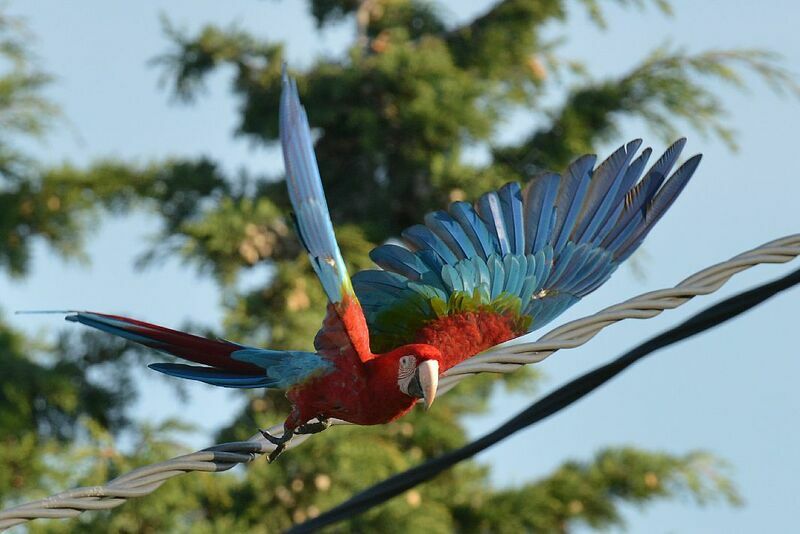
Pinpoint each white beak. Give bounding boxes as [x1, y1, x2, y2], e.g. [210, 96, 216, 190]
[417, 360, 439, 410]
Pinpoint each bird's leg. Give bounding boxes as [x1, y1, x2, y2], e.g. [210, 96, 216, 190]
[259, 427, 295, 463]
[295, 416, 331, 435]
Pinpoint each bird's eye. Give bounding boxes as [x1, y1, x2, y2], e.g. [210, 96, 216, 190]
[399, 355, 416, 368]
[397, 355, 417, 392]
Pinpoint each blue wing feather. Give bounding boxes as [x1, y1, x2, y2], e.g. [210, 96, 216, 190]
[574, 140, 640, 244]
[487, 254, 505, 300]
[591, 148, 653, 247]
[281, 67, 353, 304]
[617, 147, 653, 205]
[524, 172, 560, 254]
[552, 155, 595, 255]
[498, 182, 525, 254]
[353, 139, 700, 349]
[602, 138, 687, 251]
[614, 154, 701, 261]
[64, 71, 380, 381]
[370, 243, 444, 288]
[477, 191, 511, 255]
[449, 201, 498, 259]
[402, 224, 459, 265]
[425, 210, 478, 260]
[533, 246, 553, 291]
[518, 256, 539, 308]
[572, 258, 617, 296]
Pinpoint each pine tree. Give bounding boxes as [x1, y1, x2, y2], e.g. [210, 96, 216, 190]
[3, 1, 795, 531]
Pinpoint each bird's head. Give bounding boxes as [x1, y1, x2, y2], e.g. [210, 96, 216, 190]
[384, 344, 442, 409]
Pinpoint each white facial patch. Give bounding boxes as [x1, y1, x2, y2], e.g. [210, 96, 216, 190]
[397, 355, 417, 394]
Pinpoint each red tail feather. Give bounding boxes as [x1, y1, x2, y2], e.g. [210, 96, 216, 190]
[69, 312, 262, 374]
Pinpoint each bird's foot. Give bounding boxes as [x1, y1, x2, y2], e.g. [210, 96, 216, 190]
[295, 416, 331, 435]
[259, 428, 294, 463]
[259, 428, 290, 445]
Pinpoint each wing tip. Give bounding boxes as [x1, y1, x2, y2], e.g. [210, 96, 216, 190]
[281, 62, 299, 103]
[670, 137, 688, 152]
[279, 62, 302, 125]
[673, 152, 703, 181]
[625, 138, 643, 153]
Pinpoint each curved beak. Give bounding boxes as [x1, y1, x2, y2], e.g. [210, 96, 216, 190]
[417, 360, 439, 410]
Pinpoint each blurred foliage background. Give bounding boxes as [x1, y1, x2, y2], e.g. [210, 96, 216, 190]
[1, 0, 796, 531]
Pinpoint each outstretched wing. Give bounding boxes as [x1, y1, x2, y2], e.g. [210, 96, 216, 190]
[353, 139, 701, 356]
[280, 67, 372, 363]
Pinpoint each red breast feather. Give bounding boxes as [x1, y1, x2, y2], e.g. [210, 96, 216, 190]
[414, 310, 522, 371]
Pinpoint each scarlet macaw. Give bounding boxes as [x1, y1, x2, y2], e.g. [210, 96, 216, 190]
[62, 69, 701, 461]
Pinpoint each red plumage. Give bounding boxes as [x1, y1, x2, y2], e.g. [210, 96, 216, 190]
[79, 312, 261, 374]
[287, 296, 443, 428]
[285, 304, 521, 429]
[413, 310, 523, 371]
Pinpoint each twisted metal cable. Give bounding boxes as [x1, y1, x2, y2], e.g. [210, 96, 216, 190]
[2, 233, 798, 531]
[439, 235, 800, 391]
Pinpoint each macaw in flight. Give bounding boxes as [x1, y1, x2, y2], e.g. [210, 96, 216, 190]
[61, 67, 700, 461]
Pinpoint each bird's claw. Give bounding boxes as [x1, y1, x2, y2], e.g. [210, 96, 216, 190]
[259, 418, 328, 463]
[259, 428, 287, 445]
[295, 417, 331, 435]
[267, 444, 286, 463]
[259, 428, 294, 462]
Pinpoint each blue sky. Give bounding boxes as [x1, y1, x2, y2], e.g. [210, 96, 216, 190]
[1, 1, 799, 531]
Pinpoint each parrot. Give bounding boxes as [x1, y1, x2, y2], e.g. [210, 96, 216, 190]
[58, 67, 701, 461]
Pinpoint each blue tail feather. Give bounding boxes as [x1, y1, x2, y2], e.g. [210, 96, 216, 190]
[149, 363, 276, 389]
[149, 348, 333, 390]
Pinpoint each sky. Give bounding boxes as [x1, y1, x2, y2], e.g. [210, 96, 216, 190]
[1, 1, 799, 532]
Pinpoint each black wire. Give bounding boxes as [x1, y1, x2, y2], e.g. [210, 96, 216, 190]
[288, 265, 800, 534]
